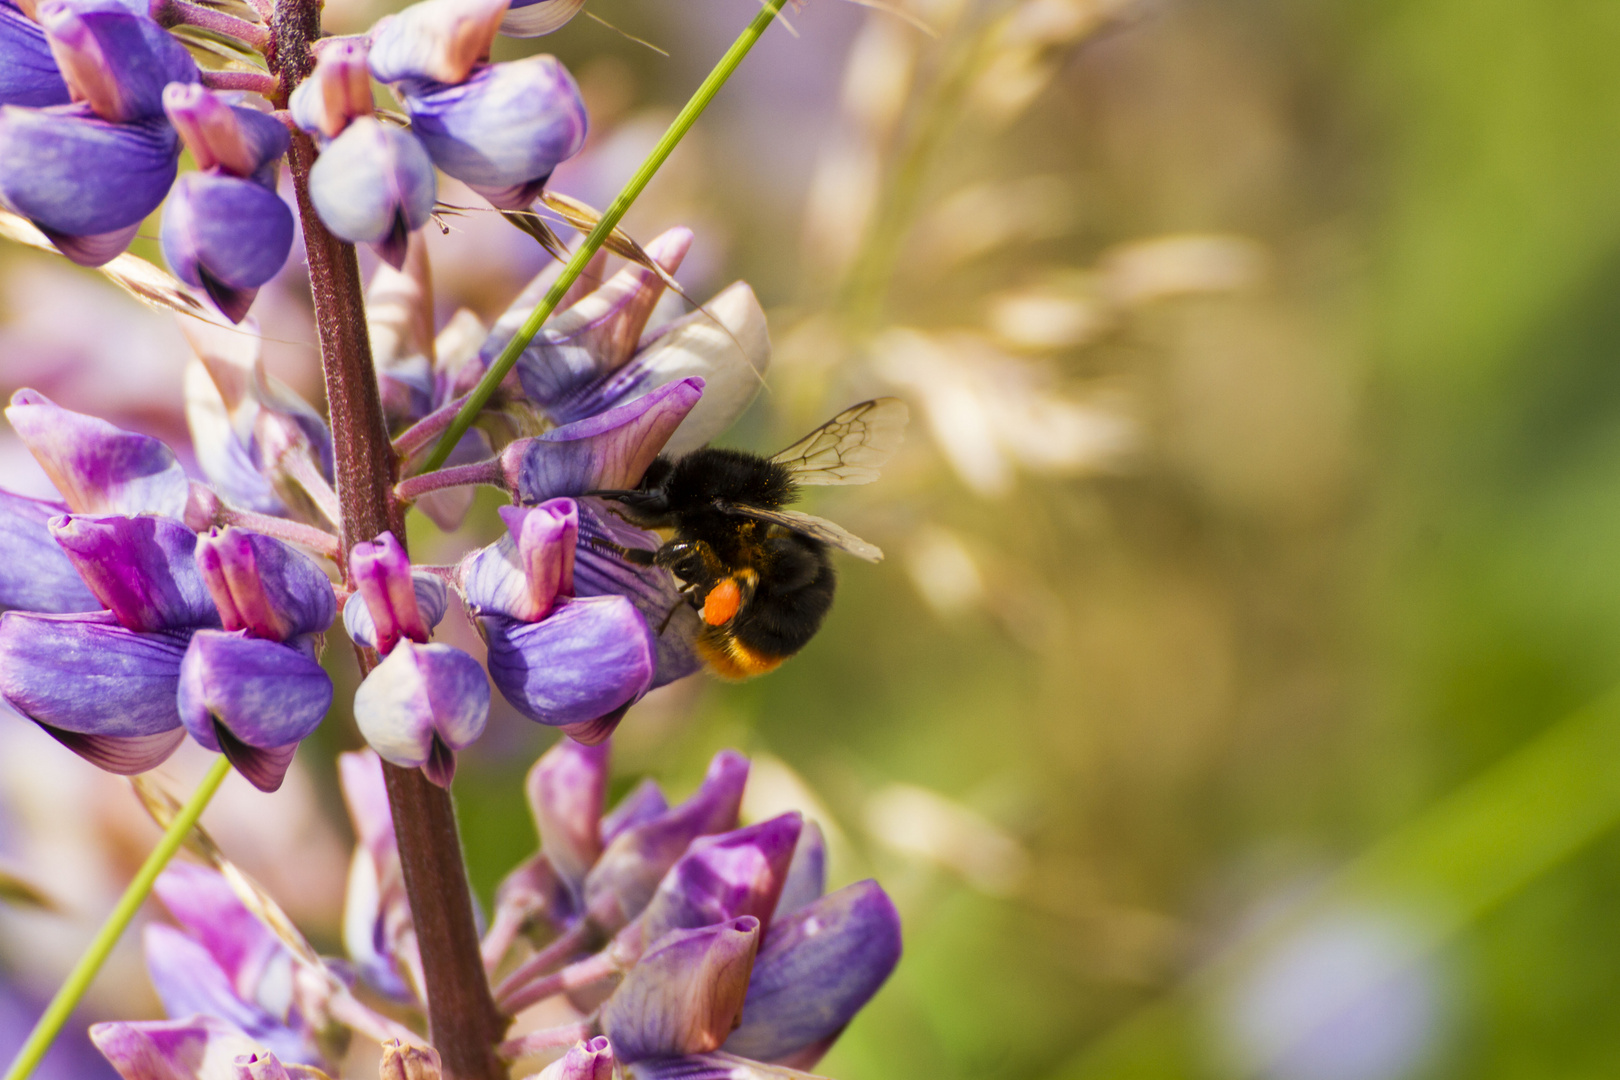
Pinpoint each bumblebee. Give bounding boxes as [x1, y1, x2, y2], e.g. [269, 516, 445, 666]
[589, 398, 909, 678]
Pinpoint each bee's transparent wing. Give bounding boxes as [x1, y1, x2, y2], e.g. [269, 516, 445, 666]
[769, 397, 909, 486]
[718, 502, 884, 563]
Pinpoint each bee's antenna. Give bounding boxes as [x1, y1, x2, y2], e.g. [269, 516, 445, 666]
[583, 489, 638, 498]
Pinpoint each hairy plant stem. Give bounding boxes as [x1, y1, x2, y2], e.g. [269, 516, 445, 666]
[269, 2, 506, 1078]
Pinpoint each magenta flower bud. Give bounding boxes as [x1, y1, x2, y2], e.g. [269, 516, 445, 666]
[287, 37, 373, 140]
[353, 640, 490, 787]
[0, 106, 177, 265]
[178, 629, 334, 791]
[599, 916, 760, 1063]
[1, 2, 72, 107]
[161, 171, 296, 323]
[534, 1036, 614, 1080]
[773, 820, 826, 918]
[499, 377, 704, 504]
[528, 737, 607, 885]
[236, 1053, 291, 1080]
[50, 514, 219, 633]
[0, 489, 101, 614]
[162, 83, 289, 182]
[347, 532, 442, 655]
[583, 750, 749, 932]
[457, 497, 578, 623]
[368, 0, 509, 85]
[397, 56, 585, 209]
[308, 116, 436, 269]
[722, 881, 902, 1067]
[6, 388, 191, 516]
[380, 1040, 442, 1080]
[36, 0, 198, 122]
[624, 814, 803, 958]
[499, 0, 585, 37]
[194, 527, 336, 643]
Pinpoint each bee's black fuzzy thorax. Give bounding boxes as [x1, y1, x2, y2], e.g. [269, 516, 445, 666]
[662, 447, 797, 511]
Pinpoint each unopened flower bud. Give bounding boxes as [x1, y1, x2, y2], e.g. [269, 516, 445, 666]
[368, 0, 509, 85]
[380, 1039, 443, 1080]
[50, 514, 218, 633]
[534, 1036, 613, 1080]
[353, 640, 489, 787]
[347, 532, 443, 655]
[235, 1052, 291, 1080]
[308, 116, 436, 269]
[288, 37, 374, 140]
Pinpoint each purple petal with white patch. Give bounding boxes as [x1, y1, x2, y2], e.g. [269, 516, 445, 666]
[195, 527, 336, 643]
[528, 737, 606, 886]
[582, 750, 748, 932]
[161, 172, 294, 323]
[346, 532, 444, 654]
[0, 107, 178, 264]
[6, 389, 191, 516]
[397, 56, 585, 208]
[307, 117, 436, 269]
[510, 227, 691, 413]
[1, 2, 71, 107]
[479, 595, 655, 732]
[0, 609, 188, 770]
[722, 880, 902, 1067]
[459, 499, 577, 622]
[0, 489, 100, 613]
[353, 640, 489, 787]
[599, 916, 759, 1063]
[36, 0, 196, 121]
[772, 820, 826, 920]
[535, 1037, 613, 1080]
[500, 377, 704, 505]
[626, 814, 802, 957]
[287, 37, 372, 140]
[178, 630, 333, 791]
[50, 514, 219, 633]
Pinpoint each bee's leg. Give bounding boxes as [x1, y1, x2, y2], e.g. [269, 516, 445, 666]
[585, 537, 658, 566]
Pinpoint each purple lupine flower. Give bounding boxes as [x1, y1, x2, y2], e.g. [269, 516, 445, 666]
[380, 1039, 443, 1080]
[484, 746, 747, 982]
[92, 1015, 326, 1080]
[1, 1, 72, 107]
[161, 85, 295, 323]
[0, 489, 102, 614]
[459, 498, 656, 745]
[142, 863, 329, 1068]
[339, 750, 424, 1003]
[347, 533, 488, 784]
[390, 55, 586, 210]
[773, 820, 826, 918]
[0, 0, 197, 264]
[307, 116, 436, 269]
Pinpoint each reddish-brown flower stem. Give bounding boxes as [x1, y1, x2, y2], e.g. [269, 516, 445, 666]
[394, 391, 474, 458]
[211, 505, 340, 561]
[496, 1020, 598, 1061]
[154, 0, 271, 49]
[490, 919, 597, 1003]
[199, 70, 280, 96]
[498, 949, 618, 1015]
[395, 459, 502, 503]
[268, 1, 507, 1077]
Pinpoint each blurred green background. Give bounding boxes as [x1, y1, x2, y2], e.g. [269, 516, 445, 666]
[13, 0, 1620, 1077]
